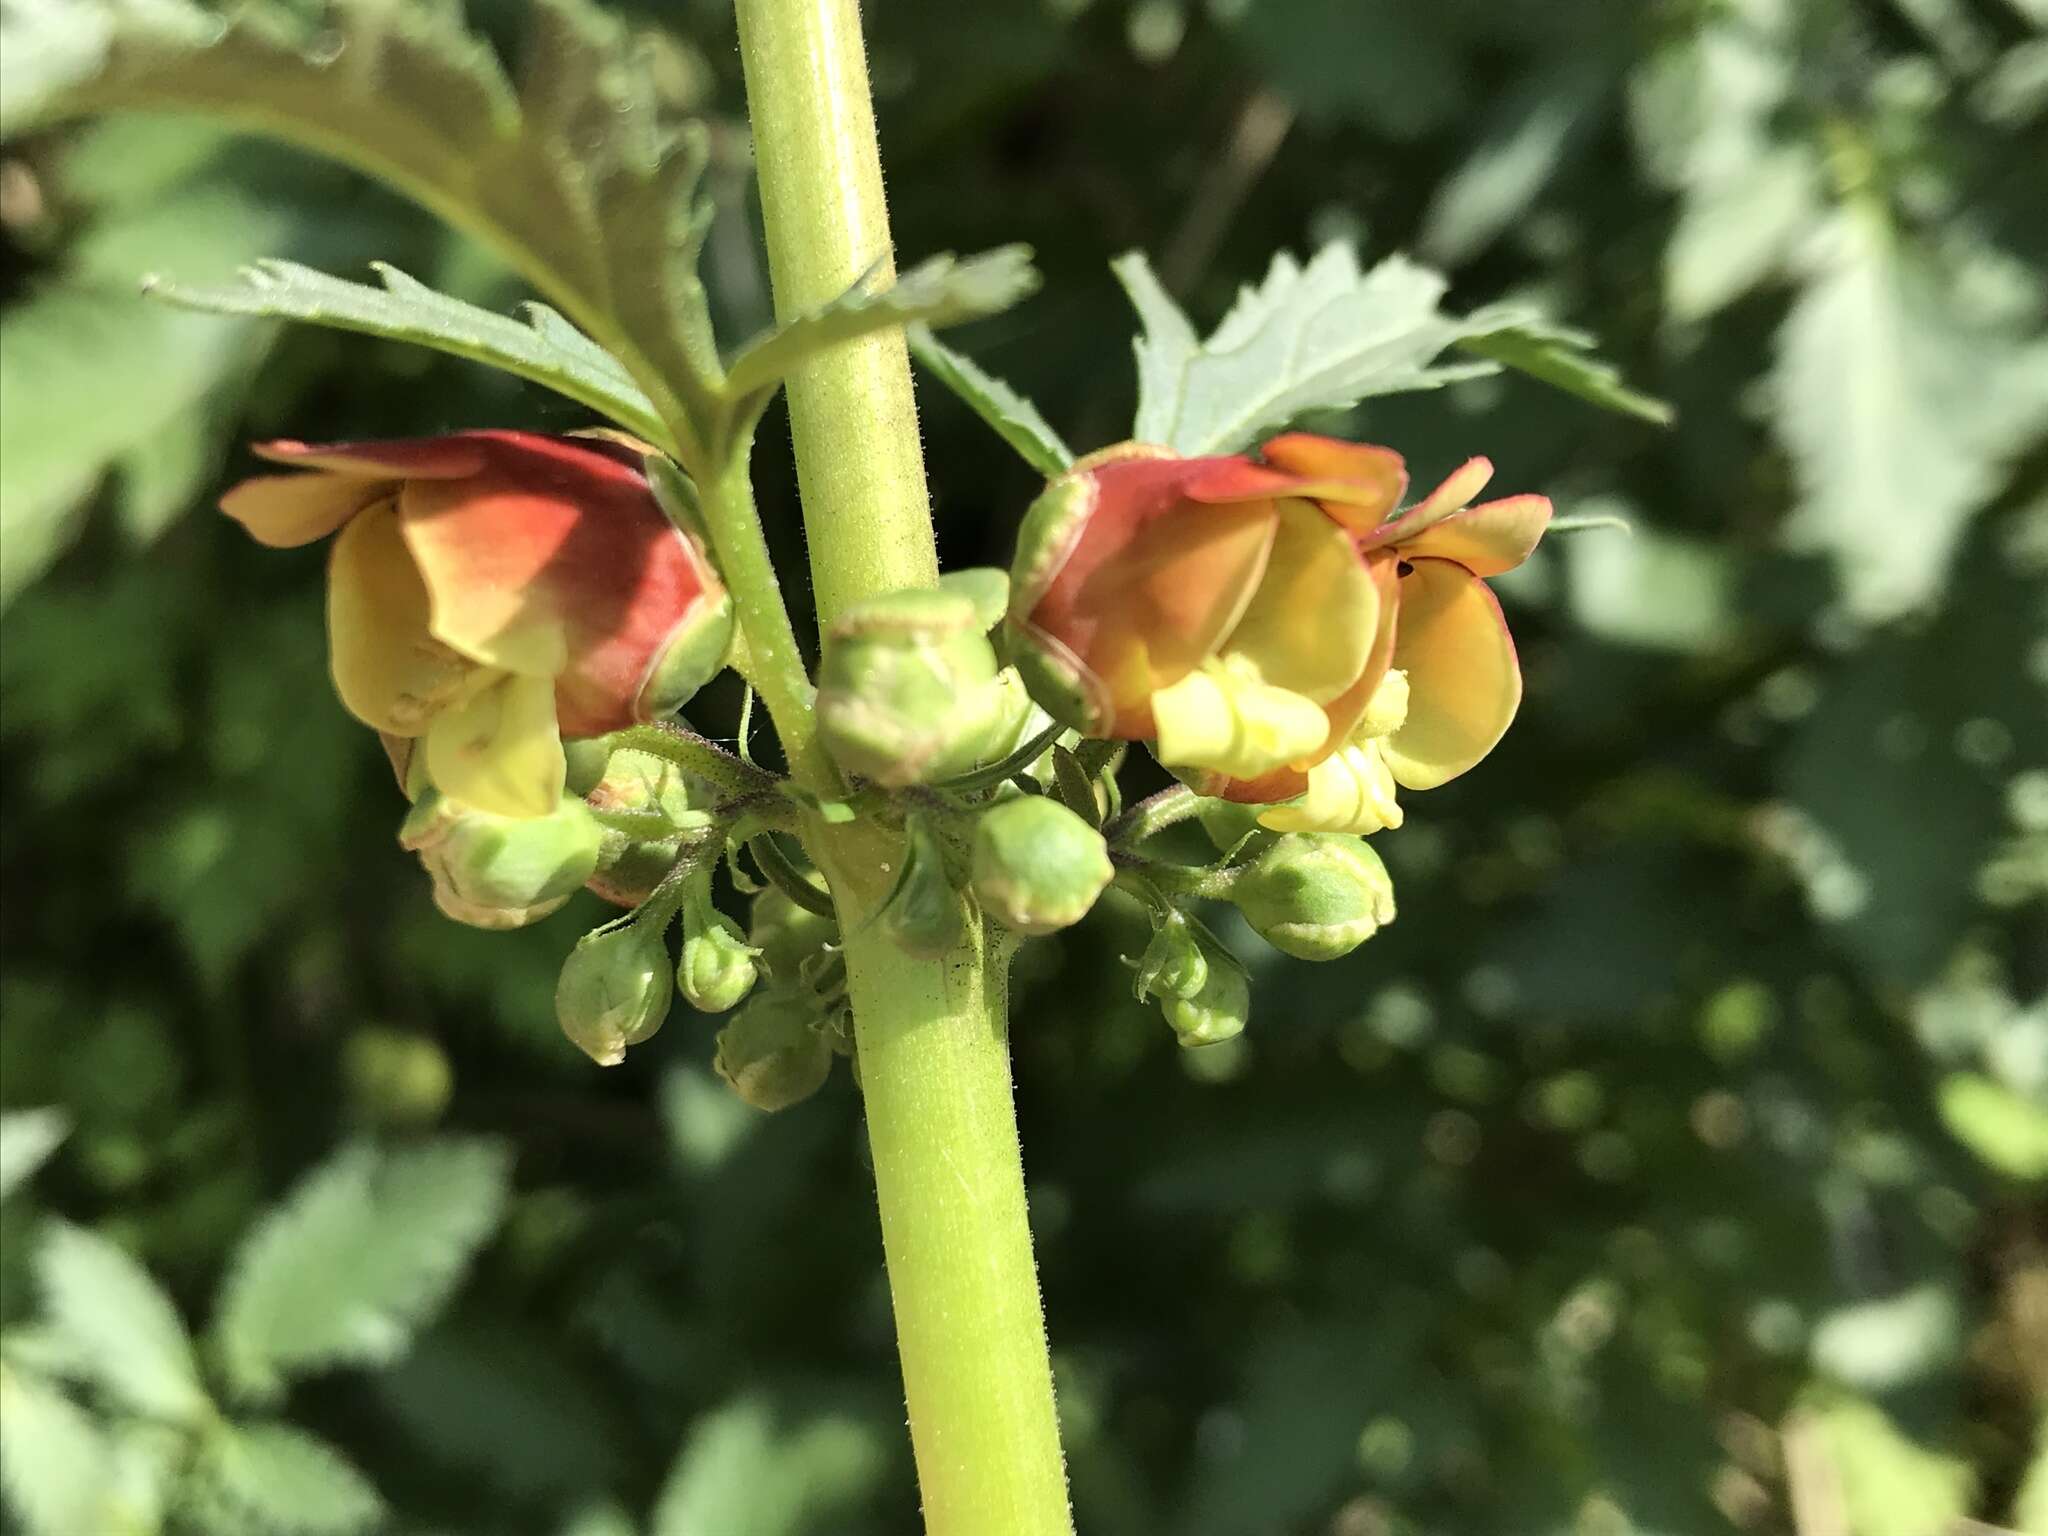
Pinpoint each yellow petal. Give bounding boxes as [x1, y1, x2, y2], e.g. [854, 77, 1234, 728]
[1258, 743, 1404, 834]
[328, 499, 480, 734]
[223, 473, 388, 548]
[1381, 558, 1522, 791]
[1399, 494, 1551, 578]
[424, 673, 567, 819]
[1152, 658, 1329, 781]
[1219, 499, 1378, 705]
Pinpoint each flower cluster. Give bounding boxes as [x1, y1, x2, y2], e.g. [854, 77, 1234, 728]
[224, 419, 1546, 1073]
[223, 431, 732, 820]
[1006, 433, 1549, 835]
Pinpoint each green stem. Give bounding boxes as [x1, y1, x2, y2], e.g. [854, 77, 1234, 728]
[1108, 784, 1204, 847]
[733, 0, 940, 619]
[611, 722, 775, 799]
[734, 1, 1073, 1529]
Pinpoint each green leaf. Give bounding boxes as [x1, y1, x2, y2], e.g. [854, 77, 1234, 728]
[1937, 1072, 2048, 1179]
[212, 1138, 512, 1401]
[0, 1109, 68, 1200]
[149, 259, 668, 445]
[0, 156, 294, 607]
[0, 1364, 114, 1536]
[650, 1396, 888, 1536]
[1800, 1396, 1973, 1536]
[561, 1505, 640, 1536]
[1417, 63, 1605, 268]
[906, 323, 1073, 476]
[180, 1422, 384, 1536]
[2014, 1414, 2048, 1534]
[4, 0, 723, 454]
[36, 1222, 209, 1423]
[1456, 315, 1675, 425]
[1113, 244, 1666, 455]
[723, 246, 1040, 410]
[1774, 211, 2048, 622]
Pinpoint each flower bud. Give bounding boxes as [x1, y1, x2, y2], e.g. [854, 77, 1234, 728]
[1134, 905, 1208, 1002]
[1155, 926, 1250, 1047]
[400, 790, 603, 925]
[713, 992, 834, 1111]
[582, 744, 716, 907]
[1194, 796, 1273, 853]
[881, 815, 966, 959]
[749, 886, 840, 986]
[680, 908, 759, 1014]
[555, 920, 673, 1065]
[970, 796, 1114, 936]
[1231, 833, 1395, 960]
[817, 584, 1024, 786]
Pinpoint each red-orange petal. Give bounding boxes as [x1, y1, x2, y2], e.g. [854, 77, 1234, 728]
[1023, 453, 1278, 737]
[250, 436, 490, 479]
[1256, 433, 1408, 529]
[1381, 557, 1522, 791]
[1399, 494, 1552, 578]
[1360, 456, 1495, 551]
[395, 434, 722, 738]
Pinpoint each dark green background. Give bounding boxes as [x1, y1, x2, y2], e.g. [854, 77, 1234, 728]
[2, 0, 2045, 1532]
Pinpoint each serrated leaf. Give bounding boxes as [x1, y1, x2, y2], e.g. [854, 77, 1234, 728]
[212, 1138, 511, 1401]
[906, 323, 1072, 476]
[1937, 1072, 2048, 1178]
[150, 259, 668, 444]
[1774, 211, 2048, 622]
[36, 1222, 209, 1423]
[1457, 314, 1674, 425]
[0, 1364, 114, 1536]
[181, 1422, 383, 1536]
[0, 1109, 68, 1200]
[0, 167, 292, 607]
[650, 1395, 887, 1536]
[723, 246, 1040, 409]
[1114, 244, 1665, 455]
[4, 0, 722, 456]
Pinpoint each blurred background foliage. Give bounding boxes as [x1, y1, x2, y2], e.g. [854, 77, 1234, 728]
[2, 0, 2046, 1532]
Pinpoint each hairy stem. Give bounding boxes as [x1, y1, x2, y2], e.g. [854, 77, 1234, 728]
[734, 0, 1073, 1529]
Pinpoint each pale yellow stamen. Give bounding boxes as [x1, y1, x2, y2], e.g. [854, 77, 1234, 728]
[1152, 655, 1329, 781]
[1259, 670, 1412, 834]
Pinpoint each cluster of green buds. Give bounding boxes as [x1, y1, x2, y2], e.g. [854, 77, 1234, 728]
[805, 567, 1402, 1053]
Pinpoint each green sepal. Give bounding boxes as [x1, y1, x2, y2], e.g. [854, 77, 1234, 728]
[555, 918, 674, 1066]
[713, 992, 835, 1112]
[879, 814, 967, 960]
[970, 796, 1113, 937]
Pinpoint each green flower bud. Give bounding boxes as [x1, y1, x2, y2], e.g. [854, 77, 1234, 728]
[342, 1027, 452, 1128]
[817, 585, 1022, 786]
[401, 790, 603, 924]
[555, 920, 673, 1065]
[881, 815, 966, 959]
[563, 737, 615, 797]
[713, 991, 834, 1111]
[971, 796, 1114, 936]
[1155, 924, 1250, 1047]
[1134, 906, 1208, 1002]
[583, 745, 716, 908]
[749, 885, 841, 984]
[1231, 833, 1395, 961]
[1194, 796, 1274, 854]
[680, 909, 759, 1013]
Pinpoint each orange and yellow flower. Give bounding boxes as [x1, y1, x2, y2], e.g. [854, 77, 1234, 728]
[1006, 433, 1548, 834]
[223, 431, 732, 819]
